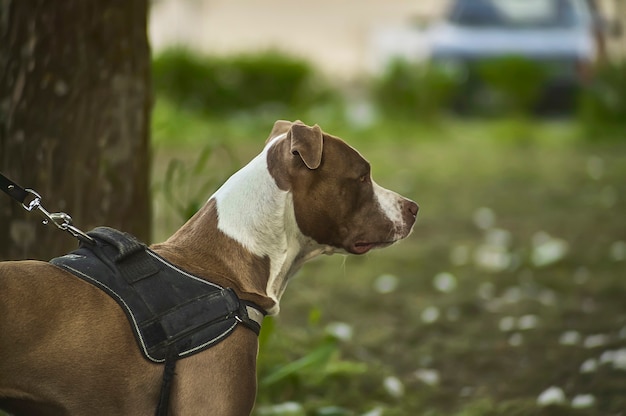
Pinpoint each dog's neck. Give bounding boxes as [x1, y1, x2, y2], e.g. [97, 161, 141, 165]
[152, 140, 332, 315]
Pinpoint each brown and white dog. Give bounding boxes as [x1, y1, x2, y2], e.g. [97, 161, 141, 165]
[0, 120, 418, 415]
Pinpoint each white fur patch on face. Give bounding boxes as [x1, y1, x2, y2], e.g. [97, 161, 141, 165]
[372, 180, 404, 237]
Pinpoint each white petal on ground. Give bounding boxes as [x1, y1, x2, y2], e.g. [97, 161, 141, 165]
[414, 368, 441, 386]
[537, 386, 567, 406]
[383, 376, 405, 398]
[614, 349, 626, 370]
[580, 358, 598, 373]
[603, 348, 626, 370]
[325, 322, 354, 342]
[474, 244, 511, 272]
[361, 407, 385, 416]
[257, 402, 305, 416]
[433, 272, 457, 293]
[600, 350, 616, 365]
[559, 330, 581, 346]
[571, 394, 596, 409]
[421, 306, 440, 324]
[517, 314, 540, 330]
[373, 274, 399, 294]
[531, 233, 569, 267]
[584, 334, 610, 349]
[499, 316, 516, 332]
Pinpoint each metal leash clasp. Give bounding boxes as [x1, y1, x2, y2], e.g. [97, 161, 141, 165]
[22, 189, 94, 244]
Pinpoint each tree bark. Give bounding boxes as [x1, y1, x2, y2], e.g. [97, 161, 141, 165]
[0, 0, 151, 260]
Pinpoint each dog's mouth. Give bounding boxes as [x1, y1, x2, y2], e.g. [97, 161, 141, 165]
[351, 241, 394, 255]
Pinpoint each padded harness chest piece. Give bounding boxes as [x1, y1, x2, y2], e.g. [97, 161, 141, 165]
[50, 227, 264, 363]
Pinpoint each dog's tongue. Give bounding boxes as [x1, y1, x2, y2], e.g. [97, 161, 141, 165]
[353, 242, 374, 254]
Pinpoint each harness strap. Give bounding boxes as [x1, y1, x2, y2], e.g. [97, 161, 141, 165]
[240, 301, 264, 335]
[156, 347, 179, 416]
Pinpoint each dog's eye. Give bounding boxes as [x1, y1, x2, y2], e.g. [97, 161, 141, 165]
[359, 175, 370, 184]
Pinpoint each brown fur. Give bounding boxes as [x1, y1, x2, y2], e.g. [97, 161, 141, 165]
[0, 121, 417, 415]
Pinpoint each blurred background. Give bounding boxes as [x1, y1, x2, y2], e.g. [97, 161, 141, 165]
[2, 0, 625, 415]
[147, 1, 626, 415]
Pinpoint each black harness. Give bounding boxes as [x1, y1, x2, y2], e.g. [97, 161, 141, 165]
[49, 227, 266, 415]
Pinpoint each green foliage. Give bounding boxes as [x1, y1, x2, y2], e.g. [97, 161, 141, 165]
[371, 59, 458, 121]
[476, 55, 547, 115]
[152, 48, 626, 134]
[155, 142, 239, 222]
[256, 307, 368, 411]
[261, 338, 340, 386]
[577, 61, 626, 138]
[152, 48, 336, 117]
[370, 56, 550, 121]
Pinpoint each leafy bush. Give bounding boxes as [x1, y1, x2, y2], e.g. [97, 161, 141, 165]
[152, 48, 336, 116]
[371, 59, 459, 121]
[256, 307, 369, 413]
[476, 55, 547, 115]
[154, 142, 239, 223]
[371, 56, 548, 120]
[577, 61, 626, 138]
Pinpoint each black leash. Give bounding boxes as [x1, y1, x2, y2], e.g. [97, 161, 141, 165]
[0, 172, 30, 204]
[0, 171, 94, 244]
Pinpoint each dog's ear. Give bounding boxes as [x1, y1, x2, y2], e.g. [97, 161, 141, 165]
[288, 122, 323, 170]
[266, 120, 293, 143]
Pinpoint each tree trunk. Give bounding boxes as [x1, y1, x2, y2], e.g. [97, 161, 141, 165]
[0, 0, 151, 260]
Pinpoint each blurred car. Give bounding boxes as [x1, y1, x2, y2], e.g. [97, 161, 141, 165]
[427, 0, 619, 112]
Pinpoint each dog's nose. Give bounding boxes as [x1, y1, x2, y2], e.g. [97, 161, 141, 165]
[403, 199, 419, 224]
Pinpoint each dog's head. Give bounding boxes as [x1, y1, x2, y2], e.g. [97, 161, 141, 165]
[266, 120, 418, 255]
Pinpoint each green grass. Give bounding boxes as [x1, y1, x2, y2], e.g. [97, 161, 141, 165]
[152, 104, 626, 416]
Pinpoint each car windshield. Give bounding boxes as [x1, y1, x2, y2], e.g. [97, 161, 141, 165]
[448, 0, 591, 28]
